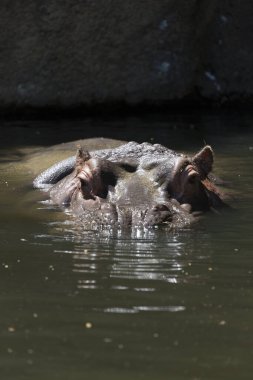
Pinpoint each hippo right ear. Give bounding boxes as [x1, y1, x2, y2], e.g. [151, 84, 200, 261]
[193, 145, 213, 178]
[75, 146, 91, 169]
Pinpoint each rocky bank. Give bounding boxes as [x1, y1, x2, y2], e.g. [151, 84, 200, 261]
[1, 1, 252, 110]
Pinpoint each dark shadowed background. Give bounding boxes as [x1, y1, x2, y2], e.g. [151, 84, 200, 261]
[1, 0, 253, 112]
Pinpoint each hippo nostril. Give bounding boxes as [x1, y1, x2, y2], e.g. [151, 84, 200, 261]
[144, 203, 173, 225]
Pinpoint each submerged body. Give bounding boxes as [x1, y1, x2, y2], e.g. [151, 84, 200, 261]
[34, 141, 226, 227]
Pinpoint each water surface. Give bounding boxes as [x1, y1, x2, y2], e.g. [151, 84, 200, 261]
[0, 112, 253, 380]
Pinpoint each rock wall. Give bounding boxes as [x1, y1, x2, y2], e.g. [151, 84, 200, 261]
[0, 0, 252, 109]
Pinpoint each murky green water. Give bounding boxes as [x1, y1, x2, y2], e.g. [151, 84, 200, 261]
[0, 112, 253, 380]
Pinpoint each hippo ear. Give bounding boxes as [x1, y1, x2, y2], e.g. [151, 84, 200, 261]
[75, 146, 91, 168]
[193, 145, 213, 177]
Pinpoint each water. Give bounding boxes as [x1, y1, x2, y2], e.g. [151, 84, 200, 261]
[0, 111, 253, 380]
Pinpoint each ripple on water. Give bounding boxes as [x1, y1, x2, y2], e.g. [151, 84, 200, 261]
[99, 306, 186, 314]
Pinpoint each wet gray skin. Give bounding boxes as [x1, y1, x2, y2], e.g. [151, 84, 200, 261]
[34, 142, 226, 227]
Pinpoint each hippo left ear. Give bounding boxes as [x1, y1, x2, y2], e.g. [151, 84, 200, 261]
[193, 145, 213, 178]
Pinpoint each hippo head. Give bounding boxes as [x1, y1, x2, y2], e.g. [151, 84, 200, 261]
[48, 144, 224, 227]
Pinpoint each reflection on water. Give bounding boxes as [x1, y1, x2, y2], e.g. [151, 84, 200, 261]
[38, 222, 188, 285]
[1, 113, 253, 380]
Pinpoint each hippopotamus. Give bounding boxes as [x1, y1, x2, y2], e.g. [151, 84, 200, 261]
[34, 141, 226, 227]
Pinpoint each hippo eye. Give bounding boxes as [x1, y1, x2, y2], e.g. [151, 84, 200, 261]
[79, 178, 89, 191]
[188, 175, 198, 185]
